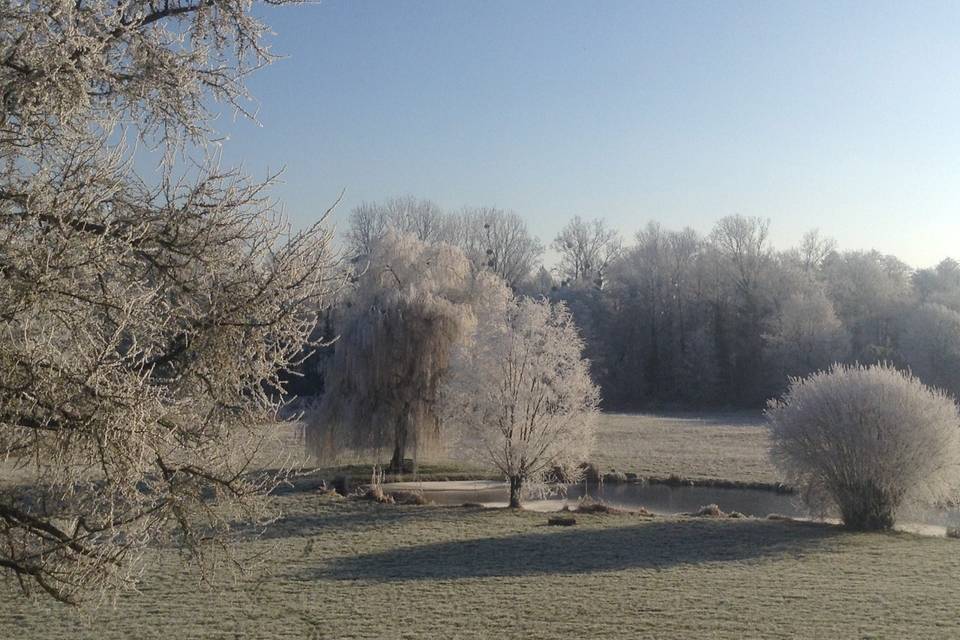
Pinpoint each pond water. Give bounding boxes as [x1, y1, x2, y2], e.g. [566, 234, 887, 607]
[379, 480, 960, 534]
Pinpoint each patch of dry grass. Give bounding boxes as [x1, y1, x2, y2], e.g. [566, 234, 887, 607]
[2, 494, 959, 639]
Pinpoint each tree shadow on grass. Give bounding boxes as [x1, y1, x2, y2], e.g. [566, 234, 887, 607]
[303, 518, 841, 581]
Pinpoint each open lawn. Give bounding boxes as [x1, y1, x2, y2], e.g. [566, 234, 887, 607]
[5, 413, 940, 639]
[3, 493, 959, 639]
[591, 412, 778, 484]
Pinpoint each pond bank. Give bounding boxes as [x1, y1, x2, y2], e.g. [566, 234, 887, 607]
[612, 473, 793, 494]
[378, 479, 960, 537]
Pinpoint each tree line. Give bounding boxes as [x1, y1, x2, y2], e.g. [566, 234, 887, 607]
[339, 198, 960, 410]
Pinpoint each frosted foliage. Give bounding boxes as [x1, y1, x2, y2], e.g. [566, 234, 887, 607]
[2, 0, 284, 155]
[443, 298, 599, 506]
[307, 231, 511, 466]
[552, 216, 622, 287]
[768, 288, 846, 376]
[344, 197, 448, 256]
[1, 0, 340, 603]
[901, 303, 960, 399]
[447, 207, 544, 289]
[767, 364, 960, 530]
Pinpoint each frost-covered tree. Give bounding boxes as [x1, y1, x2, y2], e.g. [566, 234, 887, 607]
[767, 364, 960, 531]
[710, 215, 774, 404]
[767, 287, 847, 379]
[798, 229, 837, 273]
[344, 196, 448, 256]
[0, 0, 339, 602]
[346, 201, 544, 290]
[307, 231, 510, 471]
[822, 250, 911, 361]
[914, 258, 960, 311]
[901, 303, 960, 399]
[447, 207, 544, 289]
[552, 216, 622, 289]
[443, 298, 599, 508]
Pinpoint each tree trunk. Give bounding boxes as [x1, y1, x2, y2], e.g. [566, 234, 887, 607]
[839, 482, 898, 531]
[509, 475, 523, 508]
[389, 415, 408, 473]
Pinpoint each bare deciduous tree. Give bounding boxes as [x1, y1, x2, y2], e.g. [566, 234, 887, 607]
[767, 287, 847, 378]
[0, 0, 340, 602]
[913, 258, 960, 311]
[344, 196, 448, 256]
[709, 215, 773, 404]
[448, 207, 544, 289]
[442, 297, 599, 508]
[822, 250, 911, 361]
[552, 216, 622, 289]
[344, 201, 392, 258]
[798, 229, 837, 273]
[901, 303, 960, 399]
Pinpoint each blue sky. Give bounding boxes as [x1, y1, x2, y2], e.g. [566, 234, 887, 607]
[215, 0, 960, 268]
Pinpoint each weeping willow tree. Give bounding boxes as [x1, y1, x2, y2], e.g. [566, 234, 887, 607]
[307, 230, 509, 471]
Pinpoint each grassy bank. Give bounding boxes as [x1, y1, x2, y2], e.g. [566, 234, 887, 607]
[3, 493, 958, 639]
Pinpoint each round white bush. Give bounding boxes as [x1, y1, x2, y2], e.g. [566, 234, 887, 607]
[767, 363, 960, 530]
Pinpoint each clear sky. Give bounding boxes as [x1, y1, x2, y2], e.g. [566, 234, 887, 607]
[216, 0, 960, 268]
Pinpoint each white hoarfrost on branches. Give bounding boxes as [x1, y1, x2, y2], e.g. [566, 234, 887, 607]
[306, 230, 512, 471]
[447, 207, 544, 289]
[0, 0, 341, 603]
[443, 297, 600, 508]
[552, 216, 622, 289]
[767, 363, 960, 531]
[900, 303, 960, 400]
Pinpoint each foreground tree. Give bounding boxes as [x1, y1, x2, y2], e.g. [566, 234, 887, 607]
[443, 298, 599, 507]
[767, 364, 960, 531]
[0, 0, 339, 602]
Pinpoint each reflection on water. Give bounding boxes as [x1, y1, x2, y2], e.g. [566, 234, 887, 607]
[380, 480, 960, 530]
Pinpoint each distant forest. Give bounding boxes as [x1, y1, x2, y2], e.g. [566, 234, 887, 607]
[288, 196, 960, 411]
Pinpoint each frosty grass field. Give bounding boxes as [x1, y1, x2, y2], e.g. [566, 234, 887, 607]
[2, 413, 958, 640]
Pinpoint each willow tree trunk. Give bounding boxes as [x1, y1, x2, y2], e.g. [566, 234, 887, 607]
[389, 412, 408, 473]
[509, 475, 523, 508]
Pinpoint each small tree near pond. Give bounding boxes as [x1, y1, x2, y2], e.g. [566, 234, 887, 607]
[443, 297, 599, 507]
[767, 363, 960, 531]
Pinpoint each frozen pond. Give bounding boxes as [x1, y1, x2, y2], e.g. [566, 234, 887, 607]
[380, 480, 960, 534]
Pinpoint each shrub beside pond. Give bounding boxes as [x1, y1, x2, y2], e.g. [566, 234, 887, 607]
[767, 363, 960, 532]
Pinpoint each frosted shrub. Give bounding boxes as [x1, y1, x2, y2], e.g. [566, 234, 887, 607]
[767, 364, 960, 530]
